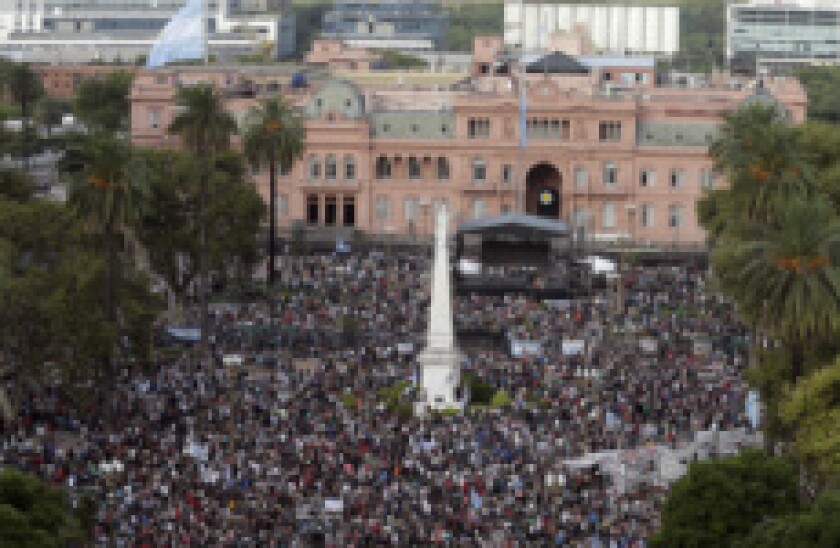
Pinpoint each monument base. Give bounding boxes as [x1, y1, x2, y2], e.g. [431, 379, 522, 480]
[416, 348, 464, 414]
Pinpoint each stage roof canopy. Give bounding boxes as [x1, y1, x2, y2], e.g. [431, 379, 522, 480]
[457, 214, 570, 236]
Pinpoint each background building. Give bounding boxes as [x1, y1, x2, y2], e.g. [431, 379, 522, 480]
[727, 0, 840, 75]
[0, 0, 295, 64]
[504, 3, 679, 56]
[321, 0, 448, 51]
[130, 38, 807, 247]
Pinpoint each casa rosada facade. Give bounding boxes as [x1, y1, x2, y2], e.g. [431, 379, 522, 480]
[129, 37, 807, 245]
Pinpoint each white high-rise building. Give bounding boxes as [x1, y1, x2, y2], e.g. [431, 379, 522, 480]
[727, 0, 840, 74]
[504, 3, 679, 56]
[0, 0, 296, 64]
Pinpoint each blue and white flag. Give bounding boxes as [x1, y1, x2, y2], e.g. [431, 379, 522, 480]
[147, 0, 206, 68]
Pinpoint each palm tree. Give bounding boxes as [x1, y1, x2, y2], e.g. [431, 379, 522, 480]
[167, 84, 237, 359]
[66, 135, 150, 323]
[709, 104, 814, 226]
[242, 97, 304, 285]
[712, 198, 840, 381]
[6, 63, 42, 170]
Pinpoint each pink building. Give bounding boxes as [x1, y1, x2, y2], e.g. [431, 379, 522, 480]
[130, 38, 807, 245]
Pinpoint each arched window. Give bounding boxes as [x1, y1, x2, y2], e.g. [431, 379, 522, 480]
[436, 157, 450, 181]
[325, 154, 337, 180]
[344, 154, 356, 180]
[375, 155, 392, 179]
[308, 154, 320, 180]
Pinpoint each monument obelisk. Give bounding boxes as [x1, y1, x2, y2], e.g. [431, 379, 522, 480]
[416, 203, 463, 413]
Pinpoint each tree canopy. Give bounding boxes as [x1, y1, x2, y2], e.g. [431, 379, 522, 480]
[74, 70, 135, 134]
[650, 449, 800, 548]
[0, 468, 83, 547]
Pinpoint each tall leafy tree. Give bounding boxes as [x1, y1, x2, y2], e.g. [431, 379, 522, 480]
[5, 63, 42, 166]
[707, 104, 813, 228]
[737, 490, 840, 547]
[138, 149, 265, 308]
[242, 97, 304, 285]
[167, 84, 237, 357]
[779, 357, 840, 483]
[0, 468, 83, 546]
[712, 198, 840, 381]
[74, 70, 134, 134]
[650, 449, 799, 548]
[63, 135, 151, 323]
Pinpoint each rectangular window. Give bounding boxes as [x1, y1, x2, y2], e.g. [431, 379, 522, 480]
[640, 169, 654, 187]
[404, 197, 420, 222]
[408, 156, 421, 180]
[276, 194, 289, 219]
[640, 204, 654, 227]
[670, 169, 684, 187]
[599, 121, 622, 142]
[602, 202, 616, 229]
[501, 204, 511, 214]
[472, 199, 485, 219]
[325, 157, 337, 180]
[502, 164, 513, 184]
[375, 195, 391, 221]
[603, 162, 617, 187]
[309, 156, 321, 180]
[473, 159, 486, 183]
[343, 196, 355, 227]
[669, 205, 683, 228]
[467, 118, 490, 138]
[306, 195, 319, 225]
[345, 159, 356, 180]
[700, 168, 714, 189]
[574, 166, 587, 189]
[148, 108, 160, 129]
[437, 157, 450, 180]
[324, 195, 337, 226]
[572, 207, 588, 228]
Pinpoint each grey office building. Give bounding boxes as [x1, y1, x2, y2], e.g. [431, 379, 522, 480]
[727, 0, 840, 75]
[321, 0, 448, 51]
[0, 0, 296, 64]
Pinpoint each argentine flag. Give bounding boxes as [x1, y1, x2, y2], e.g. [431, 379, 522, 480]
[147, 0, 206, 68]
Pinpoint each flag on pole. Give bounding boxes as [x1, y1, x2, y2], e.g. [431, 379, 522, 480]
[147, 0, 206, 68]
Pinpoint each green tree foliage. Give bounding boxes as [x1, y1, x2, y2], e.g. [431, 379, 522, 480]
[0, 196, 161, 404]
[34, 96, 72, 135]
[710, 198, 840, 380]
[737, 490, 840, 548]
[650, 449, 800, 548]
[796, 66, 840, 123]
[242, 97, 304, 285]
[464, 372, 495, 405]
[167, 84, 237, 355]
[62, 135, 152, 323]
[136, 149, 265, 306]
[0, 468, 83, 547]
[445, 4, 502, 52]
[779, 357, 840, 482]
[490, 389, 512, 408]
[0, 169, 34, 203]
[379, 50, 429, 70]
[74, 70, 135, 134]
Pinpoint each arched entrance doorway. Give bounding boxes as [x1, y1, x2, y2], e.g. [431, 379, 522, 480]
[525, 163, 561, 218]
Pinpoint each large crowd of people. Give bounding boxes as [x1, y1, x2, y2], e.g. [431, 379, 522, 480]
[1, 250, 754, 546]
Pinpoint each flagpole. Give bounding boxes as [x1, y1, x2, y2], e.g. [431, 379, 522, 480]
[203, 0, 209, 65]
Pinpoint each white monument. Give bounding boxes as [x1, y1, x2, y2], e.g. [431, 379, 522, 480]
[416, 204, 463, 413]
